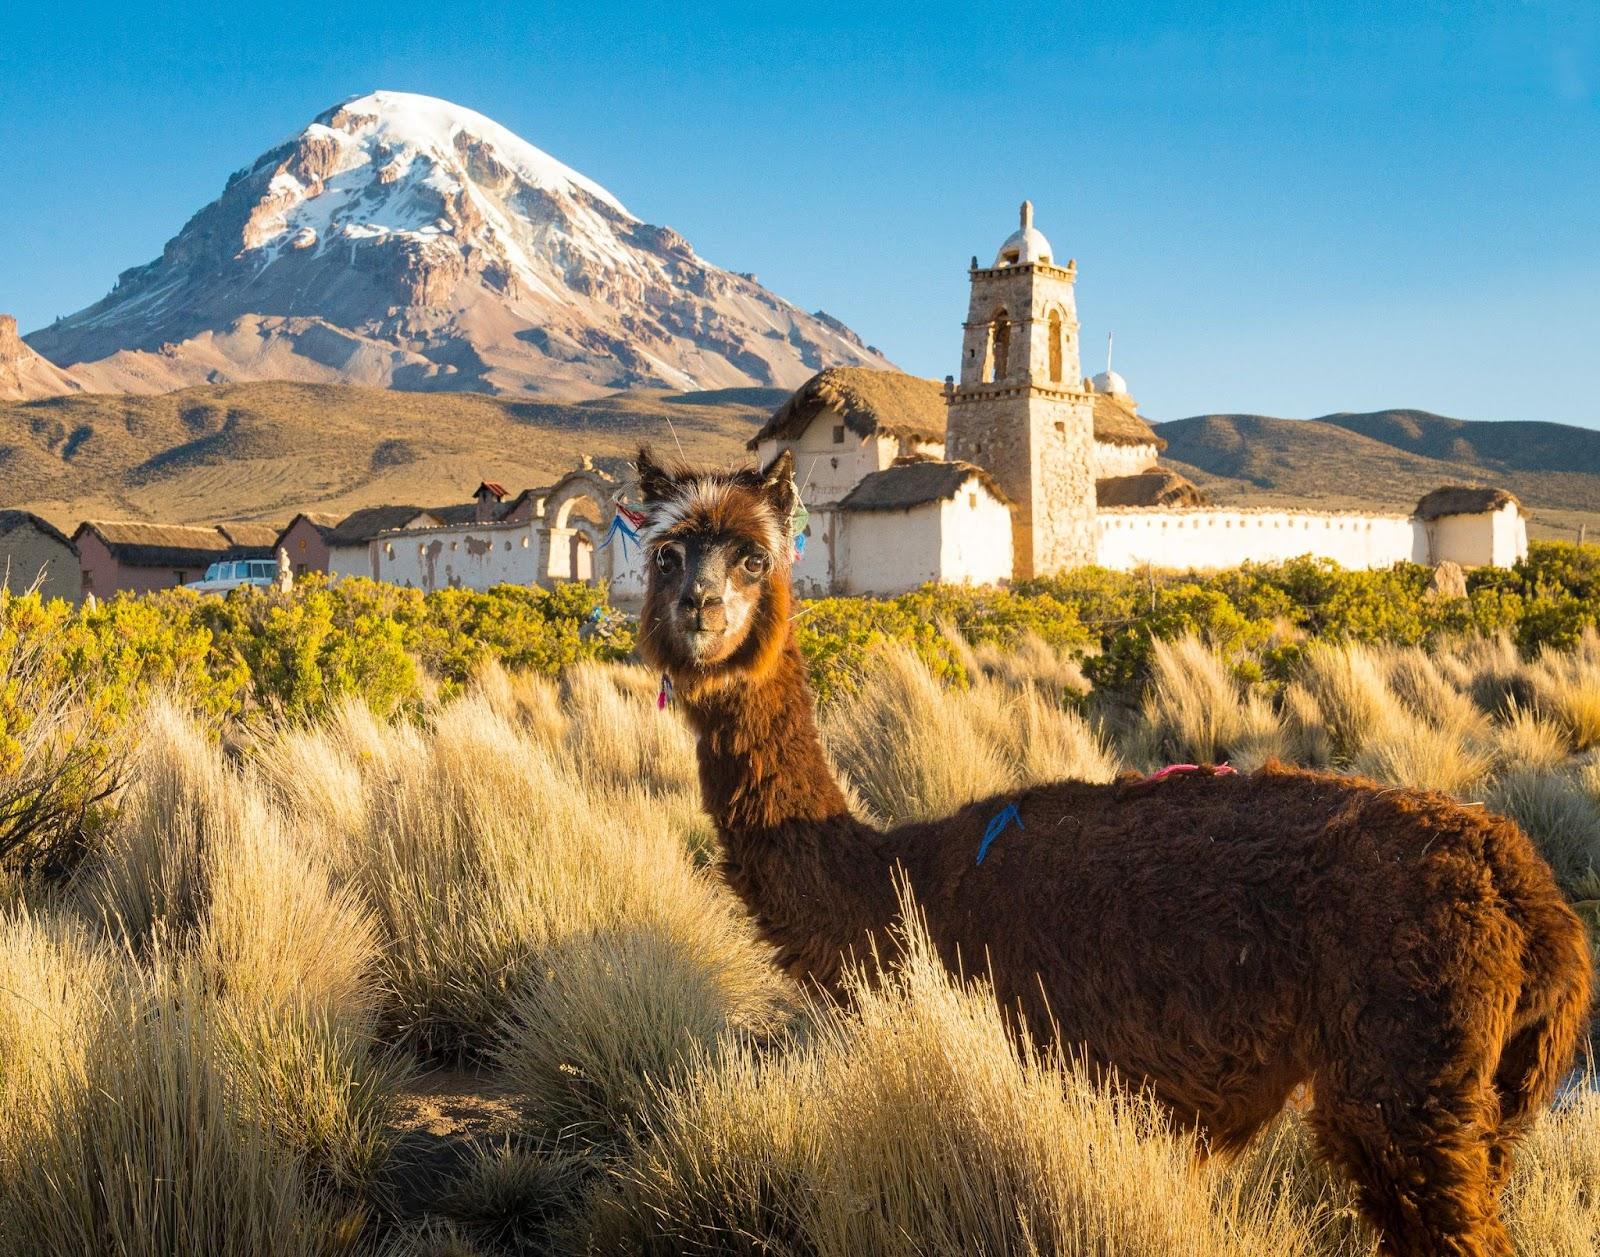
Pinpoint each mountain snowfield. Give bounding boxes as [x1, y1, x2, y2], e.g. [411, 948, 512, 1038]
[26, 91, 890, 398]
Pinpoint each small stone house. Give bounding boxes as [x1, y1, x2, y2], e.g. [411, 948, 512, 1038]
[0, 511, 81, 602]
[73, 521, 277, 597]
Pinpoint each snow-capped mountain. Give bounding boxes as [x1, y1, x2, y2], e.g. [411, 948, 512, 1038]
[28, 91, 890, 397]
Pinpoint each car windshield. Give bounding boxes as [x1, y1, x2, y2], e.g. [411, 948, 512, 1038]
[203, 562, 223, 580]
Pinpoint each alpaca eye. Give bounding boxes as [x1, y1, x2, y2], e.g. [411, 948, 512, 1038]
[741, 553, 769, 577]
[655, 547, 680, 573]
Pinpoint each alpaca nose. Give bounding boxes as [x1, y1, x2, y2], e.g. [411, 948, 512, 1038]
[680, 588, 723, 611]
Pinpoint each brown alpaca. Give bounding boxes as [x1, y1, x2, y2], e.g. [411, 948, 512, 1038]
[634, 446, 1593, 1257]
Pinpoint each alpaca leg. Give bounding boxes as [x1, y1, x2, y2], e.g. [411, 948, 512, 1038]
[1308, 1078, 1509, 1257]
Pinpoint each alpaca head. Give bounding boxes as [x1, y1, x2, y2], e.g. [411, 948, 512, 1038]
[636, 445, 798, 693]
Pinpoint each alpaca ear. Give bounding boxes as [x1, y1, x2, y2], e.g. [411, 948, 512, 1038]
[636, 445, 677, 504]
[760, 449, 798, 522]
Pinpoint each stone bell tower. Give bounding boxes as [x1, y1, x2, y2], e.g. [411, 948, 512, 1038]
[944, 201, 1097, 578]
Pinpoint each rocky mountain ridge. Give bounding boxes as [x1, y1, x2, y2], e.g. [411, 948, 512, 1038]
[0, 315, 82, 401]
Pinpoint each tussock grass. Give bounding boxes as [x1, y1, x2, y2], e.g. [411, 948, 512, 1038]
[490, 917, 785, 1140]
[1140, 634, 1285, 769]
[1529, 630, 1600, 752]
[824, 643, 1115, 827]
[584, 898, 1361, 1257]
[5, 622, 1600, 1252]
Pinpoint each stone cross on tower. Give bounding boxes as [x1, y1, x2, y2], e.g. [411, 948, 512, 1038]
[943, 201, 1097, 577]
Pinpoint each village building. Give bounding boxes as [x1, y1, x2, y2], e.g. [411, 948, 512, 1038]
[744, 202, 1528, 595]
[73, 521, 278, 597]
[0, 511, 81, 602]
[246, 203, 1528, 605]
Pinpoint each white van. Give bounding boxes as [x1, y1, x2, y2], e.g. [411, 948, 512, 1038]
[190, 558, 278, 594]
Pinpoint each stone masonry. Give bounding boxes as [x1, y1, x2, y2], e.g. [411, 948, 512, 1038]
[944, 202, 1098, 578]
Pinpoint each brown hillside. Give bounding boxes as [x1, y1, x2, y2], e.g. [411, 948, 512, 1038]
[1155, 410, 1600, 541]
[0, 381, 780, 527]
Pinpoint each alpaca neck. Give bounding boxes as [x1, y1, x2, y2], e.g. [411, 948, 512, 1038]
[681, 636, 896, 990]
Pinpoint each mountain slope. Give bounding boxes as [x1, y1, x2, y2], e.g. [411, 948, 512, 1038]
[0, 381, 777, 526]
[26, 91, 888, 398]
[1156, 408, 1600, 536]
[0, 315, 82, 401]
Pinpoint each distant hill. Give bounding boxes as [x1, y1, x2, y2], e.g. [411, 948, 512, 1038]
[1154, 409, 1600, 540]
[9, 386, 1600, 544]
[0, 381, 781, 527]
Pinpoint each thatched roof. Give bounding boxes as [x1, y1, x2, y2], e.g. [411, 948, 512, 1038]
[750, 367, 1165, 454]
[748, 368, 947, 450]
[839, 459, 1011, 512]
[1096, 470, 1206, 508]
[326, 506, 436, 546]
[1415, 486, 1523, 520]
[1092, 392, 1165, 449]
[216, 522, 280, 554]
[73, 521, 236, 569]
[0, 510, 76, 554]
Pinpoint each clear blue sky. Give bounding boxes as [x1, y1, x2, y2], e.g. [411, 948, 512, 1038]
[2, 1, 1596, 424]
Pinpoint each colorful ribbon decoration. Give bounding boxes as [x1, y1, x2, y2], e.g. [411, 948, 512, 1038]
[1141, 763, 1238, 784]
[657, 673, 674, 711]
[789, 495, 810, 563]
[975, 801, 1023, 865]
[599, 500, 648, 559]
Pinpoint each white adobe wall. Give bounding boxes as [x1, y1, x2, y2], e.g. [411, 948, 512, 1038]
[1423, 504, 1528, 568]
[755, 418, 900, 506]
[1092, 441, 1162, 478]
[790, 505, 837, 599]
[329, 545, 377, 581]
[938, 483, 1014, 587]
[376, 521, 540, 591]
[1095, 508, 1425, 571]
[836, 505, 945, 595]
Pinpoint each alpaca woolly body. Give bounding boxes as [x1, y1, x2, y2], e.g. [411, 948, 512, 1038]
[637, 446, 1593, 1257]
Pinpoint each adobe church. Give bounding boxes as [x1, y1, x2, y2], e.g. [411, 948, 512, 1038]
[750, 202, 1528, 597]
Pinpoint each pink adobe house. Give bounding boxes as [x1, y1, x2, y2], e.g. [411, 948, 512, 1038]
[275, 513, 341, 577]
[73, 521, 278, 598]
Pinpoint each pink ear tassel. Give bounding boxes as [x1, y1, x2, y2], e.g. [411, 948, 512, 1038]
[657, 674, 673, 710]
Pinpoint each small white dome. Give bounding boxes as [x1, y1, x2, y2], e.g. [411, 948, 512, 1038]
[1091, 369, 1129, 396]
[994, 199, 1053, 266]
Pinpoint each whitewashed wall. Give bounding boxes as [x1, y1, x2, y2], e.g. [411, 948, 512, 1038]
[376, 521, 540, 591]
[1092, 442, 1162, 478]
[1095, 508, 1425, 571]
[1422, 504, 1528, 568]
[329, 545, 376, 581]
[939, 485, 1014, 587]
[837, 505, 945, 595]
[790, 505, 837, 599]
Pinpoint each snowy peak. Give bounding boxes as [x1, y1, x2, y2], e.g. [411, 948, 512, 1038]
[28, 92, 889, 398]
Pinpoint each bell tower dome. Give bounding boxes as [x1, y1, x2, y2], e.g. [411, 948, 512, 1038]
[945, 201, 1097, 577]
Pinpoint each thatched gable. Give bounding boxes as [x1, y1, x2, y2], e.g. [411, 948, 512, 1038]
[1096, 470, 1206, 509]
[748, 368, 947, 450]
[1091, 392, 1166, 450]
[326, 506, 437, 547]
[1414, 486, 1522, 520]
[73, 521, 236, 569]
[839, 459, 1010, 512]
[0, 510, 77, 554]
